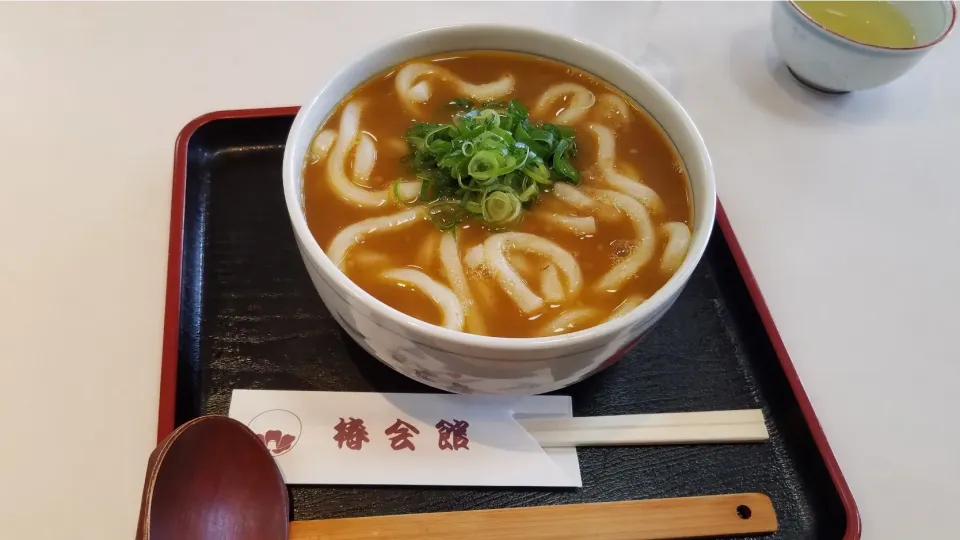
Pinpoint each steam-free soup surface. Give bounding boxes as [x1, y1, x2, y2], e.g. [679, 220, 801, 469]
[303, 51, 691, 338]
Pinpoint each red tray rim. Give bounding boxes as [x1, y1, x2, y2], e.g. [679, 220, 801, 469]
[158, 106, 861, 539]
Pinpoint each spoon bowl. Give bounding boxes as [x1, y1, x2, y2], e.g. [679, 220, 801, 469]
[135, 415, 289, 540]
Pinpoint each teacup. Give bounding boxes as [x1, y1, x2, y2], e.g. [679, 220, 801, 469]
[772, 1, 956, 93]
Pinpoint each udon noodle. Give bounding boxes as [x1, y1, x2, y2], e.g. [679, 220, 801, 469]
[302, 51, 692, 338]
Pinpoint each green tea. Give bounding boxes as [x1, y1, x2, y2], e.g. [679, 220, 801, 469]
[796, 1, 917, 47]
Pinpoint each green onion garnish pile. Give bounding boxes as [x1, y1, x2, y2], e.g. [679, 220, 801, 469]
[399, 99, 579, 230]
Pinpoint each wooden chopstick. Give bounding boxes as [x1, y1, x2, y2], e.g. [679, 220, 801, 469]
[289, 493, 777, 540]
[518, 410, 768, 447]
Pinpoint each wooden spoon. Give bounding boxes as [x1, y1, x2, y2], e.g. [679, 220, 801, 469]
[137, 415, 777, 540]
[135, 415, 288, 540]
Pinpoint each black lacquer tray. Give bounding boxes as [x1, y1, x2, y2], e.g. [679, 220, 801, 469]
[156, 109, 859, 540]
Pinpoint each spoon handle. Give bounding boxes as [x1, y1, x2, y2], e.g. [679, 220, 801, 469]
[288, 493, 776, 540]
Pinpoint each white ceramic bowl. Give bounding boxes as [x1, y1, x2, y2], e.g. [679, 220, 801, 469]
[282, 25, 716, 395]
[772, 1, 956, 93]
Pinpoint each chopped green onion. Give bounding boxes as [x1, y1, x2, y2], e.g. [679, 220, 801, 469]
[391, 179, 420, 205]
[428, 201, 464, 230]
[467, 150, 502, 179]
[552, 138, 578, 183]
[403, 99, 579, 230]
[518, 180, 539, 202]
[482, 190, 522, 225]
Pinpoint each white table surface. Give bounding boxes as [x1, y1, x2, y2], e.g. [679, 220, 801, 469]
[1, 2, 957, 538]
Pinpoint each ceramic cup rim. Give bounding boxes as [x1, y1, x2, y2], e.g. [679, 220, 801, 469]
[281, 24, 716, 353]
[787, 0, 957, 52]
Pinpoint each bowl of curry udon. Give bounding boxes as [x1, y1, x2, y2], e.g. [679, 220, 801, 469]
[283, 25, 715, 394]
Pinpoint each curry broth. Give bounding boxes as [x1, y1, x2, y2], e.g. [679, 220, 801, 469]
[303, 51, 691, 338]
